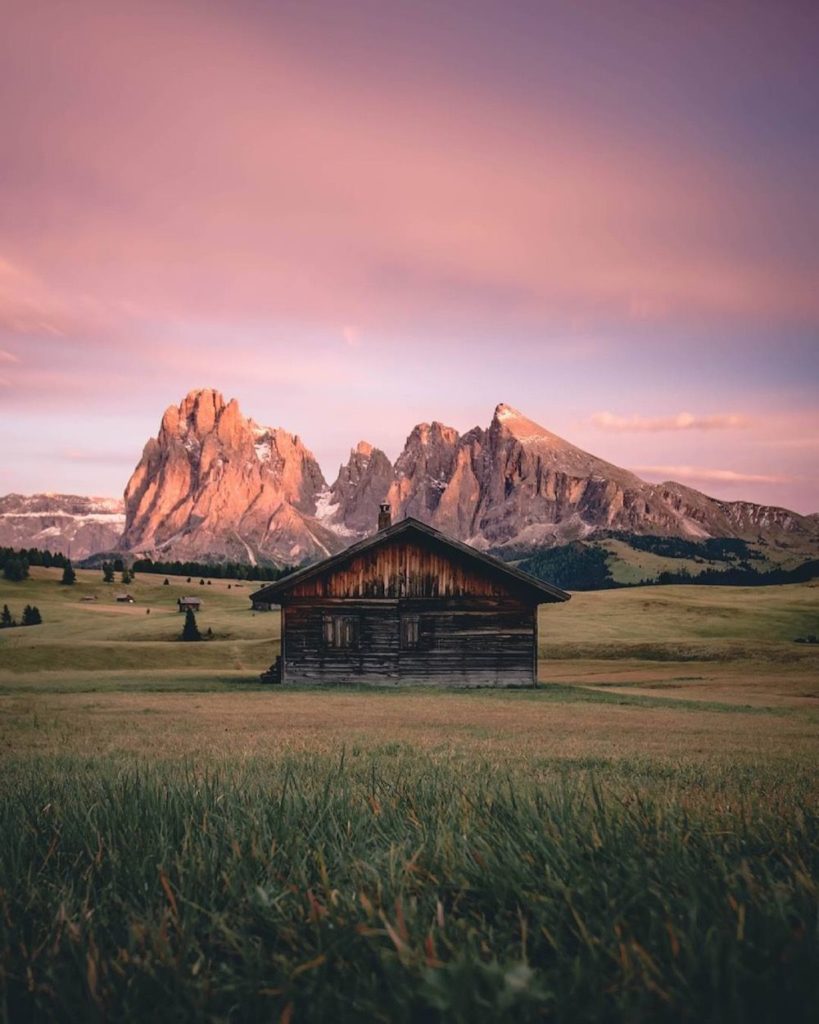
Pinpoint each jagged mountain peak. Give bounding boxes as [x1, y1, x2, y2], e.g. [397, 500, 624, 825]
[491, 402, 576, 449]
[405, 420, 460, 448]
[37, 388, 814, 568]
[120, 390, 332, 566]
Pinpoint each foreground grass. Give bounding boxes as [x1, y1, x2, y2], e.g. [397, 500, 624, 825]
[1, 753, 817, 1023]
[2, 574, 818, 1019]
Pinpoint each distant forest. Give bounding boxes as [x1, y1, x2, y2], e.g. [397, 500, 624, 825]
[1, 547, 70, 570]
[518, 535, 819, 591]
[3, 539, 817, 592]
[130, 558, 294, 582]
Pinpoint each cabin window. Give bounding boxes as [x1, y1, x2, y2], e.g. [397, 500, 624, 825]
[400, 614, 420, 649]
[323, 614, 359, 649]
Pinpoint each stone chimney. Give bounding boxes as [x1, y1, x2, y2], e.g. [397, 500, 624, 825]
[377, 502, 392, 531]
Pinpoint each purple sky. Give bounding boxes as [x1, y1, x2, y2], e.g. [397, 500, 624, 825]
[2, 0, 818, 512]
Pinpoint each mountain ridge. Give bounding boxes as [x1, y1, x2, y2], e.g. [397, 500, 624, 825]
[3, 389, 817, 568]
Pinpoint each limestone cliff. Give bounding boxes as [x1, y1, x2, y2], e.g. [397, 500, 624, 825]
[332, 403, 819, 557]
[119, 389, 339, 565]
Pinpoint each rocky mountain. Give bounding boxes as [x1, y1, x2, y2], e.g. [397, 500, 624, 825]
[0, 494, 125, 560]
[119, 389, 340, 565]
[321, 403, 819, 558]
[5, 392, 816, 569]
[316, 441, 393, 538]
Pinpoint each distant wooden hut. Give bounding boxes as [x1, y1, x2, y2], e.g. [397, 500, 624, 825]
[115, 594, 135, 604]
[250, 507, 569, 687]
[177, 596, 202, 613]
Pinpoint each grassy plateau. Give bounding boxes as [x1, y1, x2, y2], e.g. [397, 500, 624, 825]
[1, 567, 818, 1021]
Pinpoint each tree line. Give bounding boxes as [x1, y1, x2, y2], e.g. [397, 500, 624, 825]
[519, 539, 819, 590]
[0, 546, 70, 571]
[131, 557, 295, 582]
[1, 547, 67, 582]
[1, 546, 294, 585]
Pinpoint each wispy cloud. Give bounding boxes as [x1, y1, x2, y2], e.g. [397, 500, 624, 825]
[592, 411, 748, 432]
[59, 448, 135, 466]
[633, 465, 793, 485]
[0, 349, 19, 364]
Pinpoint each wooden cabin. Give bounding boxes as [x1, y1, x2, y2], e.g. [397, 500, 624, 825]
[177, 596, 202, 612]
[250, 510, 569, 687]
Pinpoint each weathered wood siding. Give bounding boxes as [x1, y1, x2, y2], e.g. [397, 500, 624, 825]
[281, 598, 536, 687]
[289, 537, 522, 601]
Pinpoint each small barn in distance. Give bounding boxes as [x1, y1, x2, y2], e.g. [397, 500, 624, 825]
[177, 596, 202, 613]
[250, 507, 569, 687]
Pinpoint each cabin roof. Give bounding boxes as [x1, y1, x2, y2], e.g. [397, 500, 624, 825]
[250, 517, 570, 604]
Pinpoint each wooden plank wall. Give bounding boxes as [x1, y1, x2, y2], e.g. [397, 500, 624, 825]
[282, 598, 536, 687]
[289, 538, 520, 601]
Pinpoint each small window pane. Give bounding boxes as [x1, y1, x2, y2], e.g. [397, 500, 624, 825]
[401, 615, 420, 649]
[324, 614, 358, 649]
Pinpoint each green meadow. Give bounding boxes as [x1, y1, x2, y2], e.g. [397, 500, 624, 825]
[1, 567, 818, 1020]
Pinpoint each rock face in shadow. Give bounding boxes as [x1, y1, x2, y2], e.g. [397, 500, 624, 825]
[314, 441, 394, 538]
[120, 389, 339, 566]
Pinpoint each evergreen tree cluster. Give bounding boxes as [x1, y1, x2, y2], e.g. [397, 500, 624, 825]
[653, 559, 819, 587]
[0, 546, 69, 574]
[604, 532, 762, 563]
[1, 546, 76, 583]
[2, 555, 29, 582]
[1, 603, 42, 627]
[519, 543, 616, 591]
[60, 563, 76, 585]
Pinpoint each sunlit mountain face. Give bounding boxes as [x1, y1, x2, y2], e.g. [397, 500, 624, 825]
[7, 388, 812, 571]
[1, 1, 817, 514]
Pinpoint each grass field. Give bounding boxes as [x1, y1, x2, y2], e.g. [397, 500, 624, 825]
[1, 568, 818, 1020]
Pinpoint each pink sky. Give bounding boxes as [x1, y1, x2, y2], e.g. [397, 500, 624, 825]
[2, 0, 818, 513]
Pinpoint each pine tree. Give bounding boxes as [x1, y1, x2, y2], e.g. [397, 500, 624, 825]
[163, 578, 170, 586]
[3, 557, 29, 582]
[181, 608, 201, 642]
[22, 605, 42, 626]
[61, 563, 76, 585]
[1, 604, 14, 628]
[103, 562, 115, 583]
[121, 568, 132, 585]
